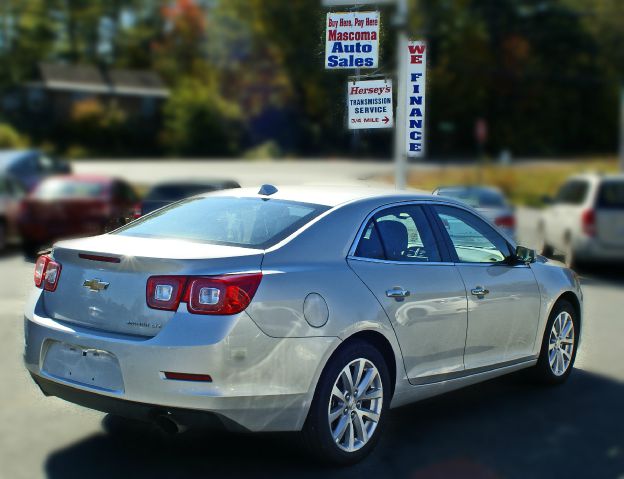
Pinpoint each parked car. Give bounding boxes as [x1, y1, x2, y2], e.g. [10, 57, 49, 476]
[24, 186, 582, 464]
[0, 149, 71, 191]
[432, 185, 516, 238]
[17, 175, 138, 255]
[539, 173, 624, 268]
[0, 173, 26, 250]
[138, 179, 240, 216]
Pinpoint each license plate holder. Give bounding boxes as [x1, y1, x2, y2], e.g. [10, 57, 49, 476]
[42, 341, 124, 393]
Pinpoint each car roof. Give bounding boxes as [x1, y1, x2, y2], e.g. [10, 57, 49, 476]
[38, 174, 116, 185]
[434, 185, 504, 195]
[0, 149, 37, 168]
[148, 179, 240, 189]
[203, 184, 455, 208]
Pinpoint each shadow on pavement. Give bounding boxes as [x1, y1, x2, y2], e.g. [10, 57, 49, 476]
[45, 370, 623, 479]
[577, 263, 624, 288]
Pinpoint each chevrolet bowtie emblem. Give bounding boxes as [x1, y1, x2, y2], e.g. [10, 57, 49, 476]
[83, 279, 110, 292]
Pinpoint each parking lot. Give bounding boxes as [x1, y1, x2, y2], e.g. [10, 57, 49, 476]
[0, 174, 622, 479]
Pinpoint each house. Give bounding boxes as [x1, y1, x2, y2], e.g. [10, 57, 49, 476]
[2, 63, 170, 122]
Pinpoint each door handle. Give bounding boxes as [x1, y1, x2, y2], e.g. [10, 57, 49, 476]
[471, 286, 490, 297]
[386, 287, 411, 299]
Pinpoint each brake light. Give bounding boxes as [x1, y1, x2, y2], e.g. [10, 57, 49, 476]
[186, 274, 263, 315]
[34, 255, 62, 291]
[581, 209, 596, 237]
[132, 202, 142, 219]
[34, 255, 49, 287]
[146, 273, 262, 315]
[146, 276, 187, 311]
[495, 215, 516, 229]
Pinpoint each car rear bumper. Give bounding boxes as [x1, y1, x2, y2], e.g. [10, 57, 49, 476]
[31, 373, 243, 431]
[24, 289, 339, 432]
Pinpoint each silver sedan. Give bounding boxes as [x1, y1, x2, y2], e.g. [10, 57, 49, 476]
[23, 185, 583, 464]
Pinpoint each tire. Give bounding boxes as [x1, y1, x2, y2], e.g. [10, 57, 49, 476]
[302, 340, 391, 465]
[0, 220, 6, 252]
[21, 241, 40, 259]
[564, 239, 578, 270]
[532, 300, 579, 385]
[541, 242, 554, 258]
[538, 223, 554, 257]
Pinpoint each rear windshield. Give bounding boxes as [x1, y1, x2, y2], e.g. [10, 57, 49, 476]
[114, 196, 330, 248]
[34, 179, 106, 199]
[597, 181, 624, 209]
[437, 189, 506, 208]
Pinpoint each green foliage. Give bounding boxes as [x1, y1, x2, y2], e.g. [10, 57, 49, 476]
[0, 0, 623, 157]
[162, 78, 243, 157]
[0, 123, 28, 148]
[243, 140, 283, 160]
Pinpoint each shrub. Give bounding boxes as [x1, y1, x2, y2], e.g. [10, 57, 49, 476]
[162, 78, 244, 157]
[243, 140, 283, 160]
[0, 123, 29, 148]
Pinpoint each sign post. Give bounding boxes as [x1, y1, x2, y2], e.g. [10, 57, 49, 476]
[348, 79, 394, 129]
[323, 0, 417, 190]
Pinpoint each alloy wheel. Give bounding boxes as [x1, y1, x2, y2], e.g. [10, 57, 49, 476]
[548, 311, 575, 376]
[328, 358, 383, 453]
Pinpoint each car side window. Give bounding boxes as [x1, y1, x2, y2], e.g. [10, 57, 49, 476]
[555, 181, 588, 205]
[355, 205, 441, 262]
[433, 205, 511, 264]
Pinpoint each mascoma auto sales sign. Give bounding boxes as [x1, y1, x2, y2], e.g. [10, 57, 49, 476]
[325, 11, 380, 69]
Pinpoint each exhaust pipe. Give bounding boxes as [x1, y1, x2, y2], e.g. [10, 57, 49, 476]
[153, 413, 183, 435]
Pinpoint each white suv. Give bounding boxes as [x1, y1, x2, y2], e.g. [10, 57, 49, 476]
[539, 173, 624, 268]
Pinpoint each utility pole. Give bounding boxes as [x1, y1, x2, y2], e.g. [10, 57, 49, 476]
[393, 0, 409, 189]
[619, 85, 624, 172]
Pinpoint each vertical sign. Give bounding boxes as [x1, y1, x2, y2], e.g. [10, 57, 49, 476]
[325, 11, 380, 69]
[405, 40, 427, 157]
[348, 79, 394, 129]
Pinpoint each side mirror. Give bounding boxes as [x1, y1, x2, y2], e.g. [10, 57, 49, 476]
[541, 195, 554, 205]
[514, 245, 536, 264]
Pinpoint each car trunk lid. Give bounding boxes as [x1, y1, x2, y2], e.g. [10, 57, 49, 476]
[43, 235, 264, 337]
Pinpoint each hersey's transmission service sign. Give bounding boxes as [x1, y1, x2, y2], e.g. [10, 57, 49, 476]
[325, 11, 380, 69]
[348, 79, 393, 129]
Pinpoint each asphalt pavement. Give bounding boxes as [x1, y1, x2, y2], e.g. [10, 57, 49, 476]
[0, 201, 622, 479]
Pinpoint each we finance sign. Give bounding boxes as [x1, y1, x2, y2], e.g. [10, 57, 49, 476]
[405, 41, 427, 157]
[325, 11, 380, 69]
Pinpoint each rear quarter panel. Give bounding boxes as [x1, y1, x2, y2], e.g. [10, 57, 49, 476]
[246, 199, 406, 376]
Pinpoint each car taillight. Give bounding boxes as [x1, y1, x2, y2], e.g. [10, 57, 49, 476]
[34, 255, 62, 291]
[146, 273, 262, 315]
[132, 202, 142, 219]
[581, 209, 596, 237]
[495, 215, 516, 229]
[186, 274, 263, 315]
[146, 276, 187, 311]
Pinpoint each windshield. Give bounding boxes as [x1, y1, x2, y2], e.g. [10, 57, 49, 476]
[34, 179, 106, 200]
[437, 188, 506, 208]
[597, 181, 624, 210]
[114, 196, 330, 248]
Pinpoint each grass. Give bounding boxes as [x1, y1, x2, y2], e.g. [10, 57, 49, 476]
[402, 158, 619, 207]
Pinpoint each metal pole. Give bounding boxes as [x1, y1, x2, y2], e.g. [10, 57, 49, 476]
[619, 84, 624, 172]
[393, 0, 409, 189]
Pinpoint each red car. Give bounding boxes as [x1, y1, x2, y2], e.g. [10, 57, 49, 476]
[17, 175, 138, 255]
